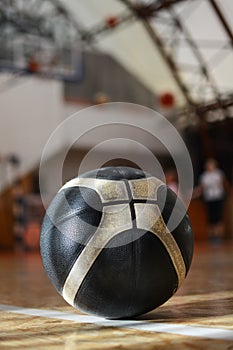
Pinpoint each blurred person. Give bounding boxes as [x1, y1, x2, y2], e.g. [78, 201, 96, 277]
[194, 158, 230, 243]
[165, 168, 189, 206]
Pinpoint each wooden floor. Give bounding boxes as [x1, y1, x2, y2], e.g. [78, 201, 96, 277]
[0, 242, 233, 349]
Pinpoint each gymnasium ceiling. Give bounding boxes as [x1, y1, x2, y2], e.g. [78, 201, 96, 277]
[0, 0, 233, 123]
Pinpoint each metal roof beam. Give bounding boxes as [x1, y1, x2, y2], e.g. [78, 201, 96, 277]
[141, 19, 195, 105]
[209, 0, 233, 48]
[120, 0, 195, 106]
[120, 0, 188, 18]
[173, 94, 233, 119]
[168, 8, 221, 100]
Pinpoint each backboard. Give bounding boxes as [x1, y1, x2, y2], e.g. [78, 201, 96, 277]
[0, 37, 84, 83]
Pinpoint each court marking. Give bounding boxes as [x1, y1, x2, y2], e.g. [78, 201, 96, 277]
[1, 304, 233, 341]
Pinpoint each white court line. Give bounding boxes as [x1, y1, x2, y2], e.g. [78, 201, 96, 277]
[0, 304, 233, 341]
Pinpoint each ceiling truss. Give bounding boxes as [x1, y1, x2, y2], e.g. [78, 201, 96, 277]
[0, 0, 232, 125]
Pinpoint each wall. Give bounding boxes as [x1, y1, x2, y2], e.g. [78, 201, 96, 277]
[0, 75, 64, 191]
[64, 51, 156, 108]
[0, 75, 64, 249]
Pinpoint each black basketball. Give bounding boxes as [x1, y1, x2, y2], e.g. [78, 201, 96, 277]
[40, 167, 194, 319]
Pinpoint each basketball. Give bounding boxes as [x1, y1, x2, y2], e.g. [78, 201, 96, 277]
[40, 167, 194, 319]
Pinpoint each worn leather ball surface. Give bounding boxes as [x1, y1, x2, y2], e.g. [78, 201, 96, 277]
[40, 167, 194, 319]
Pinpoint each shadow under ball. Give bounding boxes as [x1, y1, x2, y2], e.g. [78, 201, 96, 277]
[40, 167, 194, 319]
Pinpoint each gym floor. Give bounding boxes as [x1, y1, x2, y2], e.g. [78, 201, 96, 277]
[0, 242, 233, 349]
